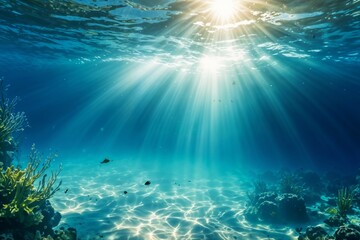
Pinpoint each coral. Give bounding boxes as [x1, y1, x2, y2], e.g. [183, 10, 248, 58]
[0, 145, 62, 229]
[257, 201, 278, 222]
[245, 191, 308, 223]
[305, 226, 328, 240]
[279, 173, 304, 195]
[324, 214, 346, 227]
[256, 192, 278, 205]
[0, 80, 27, 168]
[337, 187, 354, 218]
[334, 225, 360, 240]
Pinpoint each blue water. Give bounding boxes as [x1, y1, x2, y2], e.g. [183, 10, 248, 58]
[1, 0, 360, 239]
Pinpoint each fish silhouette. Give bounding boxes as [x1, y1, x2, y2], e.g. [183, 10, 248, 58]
[100, 158, 110, 164]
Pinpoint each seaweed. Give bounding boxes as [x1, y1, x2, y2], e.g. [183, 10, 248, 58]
[0, 80, 27, 168]
[337, 187, 354, 218]
[0, 144, 62, 227]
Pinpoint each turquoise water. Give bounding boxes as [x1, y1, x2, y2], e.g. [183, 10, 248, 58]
[1, 0, 360, 239]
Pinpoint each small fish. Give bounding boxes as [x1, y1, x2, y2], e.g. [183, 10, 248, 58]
[145, 181, 151, 185]
[100, 158, 110, 164]
[124, 191, 128, 194]
[64, 188, 69, 194]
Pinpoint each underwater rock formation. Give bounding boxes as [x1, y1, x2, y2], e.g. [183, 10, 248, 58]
[297, 224, 360, 240]
[304, 226, 328, 240]
[277, 193, 308, 222]
[257, 200, 278, 222]
[39, 200, 62, 236]
[334, 225, 360, 240]
[324, 214, 346, 227]
[245, 191, 308, 223]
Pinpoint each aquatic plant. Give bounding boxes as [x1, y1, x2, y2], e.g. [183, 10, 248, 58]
[0, 80, 27, 168]
[279, 173, 303, 196]
[337, 187, 354, 218]
[0, 144, 62, 227]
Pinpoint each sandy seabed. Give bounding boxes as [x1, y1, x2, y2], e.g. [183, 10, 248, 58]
[50, 159, 298, 240]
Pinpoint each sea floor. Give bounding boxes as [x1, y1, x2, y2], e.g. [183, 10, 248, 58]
[50, 159, 300, 240]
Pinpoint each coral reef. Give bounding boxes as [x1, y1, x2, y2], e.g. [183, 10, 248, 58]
[0, 145, 62, 226]
[334, 225, 360, 240]
[302, 226, 328, 240]
[298, 224, 360, 240]
[0, 84, 76, 240]
[279, 173, 304, 195]
[245, 174, 309, 224]
[0, 145, 63, 238]
[245, 191, 308, 223]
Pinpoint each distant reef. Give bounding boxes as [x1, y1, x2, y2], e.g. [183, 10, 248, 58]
[245, 169, 360, 240]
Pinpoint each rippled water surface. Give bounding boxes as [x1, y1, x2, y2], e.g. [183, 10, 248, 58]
[1, 0, 359, 66]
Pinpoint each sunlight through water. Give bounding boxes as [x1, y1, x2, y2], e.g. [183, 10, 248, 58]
[1, 1, 360, 239]
[209, 0, 239, 22]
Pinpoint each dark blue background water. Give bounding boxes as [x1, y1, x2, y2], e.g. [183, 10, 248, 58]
[1, 0, 360, 173]
[2, 59, 359, 173]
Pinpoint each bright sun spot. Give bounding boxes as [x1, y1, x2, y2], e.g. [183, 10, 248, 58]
[210, 0, 237, 21]
[199, 56, 222, 73]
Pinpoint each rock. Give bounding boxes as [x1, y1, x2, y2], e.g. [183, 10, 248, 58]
[54, 227, 77, 240]
[324, 214, 345, 227]
[39, 200, 62, 236]
[277, 194, 308, 223]
[245, 191, 309, 223]
[257, 192, 278, 205]
[257, 201, 278, 222]
[334, 225, 360, 240]
[305, 226, 328, 240]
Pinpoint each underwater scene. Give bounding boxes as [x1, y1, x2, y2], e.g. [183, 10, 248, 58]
[1, 0, 360, 239]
